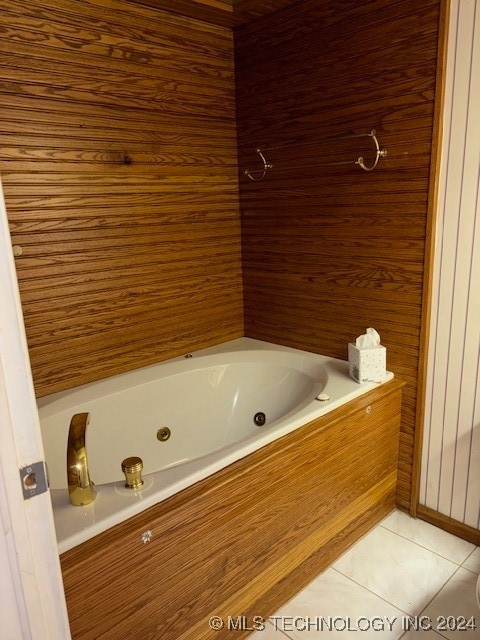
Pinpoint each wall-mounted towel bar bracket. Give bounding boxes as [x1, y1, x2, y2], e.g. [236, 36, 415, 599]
[244, 129, 387, 181]
[245, 148, 273, 182]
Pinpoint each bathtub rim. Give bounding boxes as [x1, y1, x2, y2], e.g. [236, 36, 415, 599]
[37, 337, 331, 413]
[40, 338, 394, 553]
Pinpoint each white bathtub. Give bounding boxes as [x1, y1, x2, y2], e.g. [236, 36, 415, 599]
[38, 337, 393, 553]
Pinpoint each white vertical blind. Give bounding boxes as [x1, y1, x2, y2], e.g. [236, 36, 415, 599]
[420, 0, 480, 529]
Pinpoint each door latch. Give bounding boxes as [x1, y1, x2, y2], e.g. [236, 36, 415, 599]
[19, 461, 48, 500]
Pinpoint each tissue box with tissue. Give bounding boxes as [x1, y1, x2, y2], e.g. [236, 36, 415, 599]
[348, 328, 386, 383]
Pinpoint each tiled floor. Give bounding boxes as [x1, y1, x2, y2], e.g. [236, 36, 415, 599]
[251, 510, 480, 639]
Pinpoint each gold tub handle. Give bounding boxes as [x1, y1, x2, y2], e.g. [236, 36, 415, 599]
[121, 456, 144, 489]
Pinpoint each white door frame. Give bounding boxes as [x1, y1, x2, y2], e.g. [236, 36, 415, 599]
[0, 176, 71, 639]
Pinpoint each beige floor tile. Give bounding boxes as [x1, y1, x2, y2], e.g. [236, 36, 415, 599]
[333, 526, 457, 614]
[400, 629, 446, 639]
[251, 517, 478, 640]
[248, 621, 293, 639]
[381, 511, 475, 564]
[271, 568, 405, 640]
[422, 567, 480, 639]
[463, 548, 480, 574]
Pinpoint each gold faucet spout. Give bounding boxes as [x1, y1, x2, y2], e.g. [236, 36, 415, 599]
[67, 412, 96, 506]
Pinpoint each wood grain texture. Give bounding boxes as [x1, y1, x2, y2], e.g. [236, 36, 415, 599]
[120, 0, 305, 28]
[119, 0, 235, 28]
[416, 504, 480, 546]
[1, 0, 243, 396]
[235, 0, 443, 511]
[61, 379, 403, 640]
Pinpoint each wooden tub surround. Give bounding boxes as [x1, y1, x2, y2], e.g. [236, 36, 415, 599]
[60, 378, 403, 640]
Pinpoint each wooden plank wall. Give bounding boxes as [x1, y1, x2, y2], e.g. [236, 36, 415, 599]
[235, 0, 443, 509]
[0, 0, 243, 397]
[123, 0, 311, 28]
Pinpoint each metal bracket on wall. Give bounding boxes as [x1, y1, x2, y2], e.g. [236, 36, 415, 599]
[244, 129, 387, 181]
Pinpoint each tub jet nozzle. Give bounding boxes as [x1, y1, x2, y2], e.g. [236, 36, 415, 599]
[254, 412, 266, 426]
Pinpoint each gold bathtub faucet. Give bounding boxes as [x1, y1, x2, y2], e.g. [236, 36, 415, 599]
[67, 412, 96, 506]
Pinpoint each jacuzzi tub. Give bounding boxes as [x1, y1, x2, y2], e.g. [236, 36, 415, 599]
[38, 337, 393, 552]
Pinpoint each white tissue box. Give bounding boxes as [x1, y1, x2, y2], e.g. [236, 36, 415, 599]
[348, 343, 386, 383]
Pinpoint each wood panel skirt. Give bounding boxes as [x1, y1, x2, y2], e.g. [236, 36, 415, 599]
[60, 379, 403, 640]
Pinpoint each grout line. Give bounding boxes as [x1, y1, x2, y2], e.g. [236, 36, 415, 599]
[272, 517, 478, 639]
[263, 619, 295, 639]
[415, 565, 468, 640]
[462, 546, 480, 573]
[417, 564, 461, 613]
[330, 564, 463, 640]
[330, 567, 412, 616]
[397, 628, 444, 640]
[378, 523, 472, 566]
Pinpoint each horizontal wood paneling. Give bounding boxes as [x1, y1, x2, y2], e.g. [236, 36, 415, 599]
[235, 0, 443, 509]
[120, 0, 236, 28]
[1, 0, 243, 396]
[120, 0, 305, 28]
